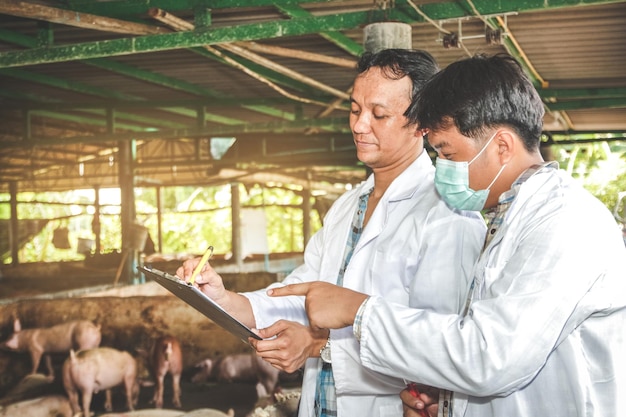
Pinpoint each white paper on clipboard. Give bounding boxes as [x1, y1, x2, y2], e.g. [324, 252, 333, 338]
[138, 265, 262, 343]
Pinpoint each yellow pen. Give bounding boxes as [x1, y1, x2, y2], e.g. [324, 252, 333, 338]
[189, 245, 214, 285]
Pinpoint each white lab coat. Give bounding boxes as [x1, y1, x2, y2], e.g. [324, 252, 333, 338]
[243, 151, 486, 417]
[358, 166, 626, 416]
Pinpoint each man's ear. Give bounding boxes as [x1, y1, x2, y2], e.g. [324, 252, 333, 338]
[496, 129, 516, 165]
[412, 125, 426, 139]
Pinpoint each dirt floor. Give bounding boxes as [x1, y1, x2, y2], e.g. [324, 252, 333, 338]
[1, 371, 262, 417]
[0, 350, 302, 417]
[0, 261, 302, 417]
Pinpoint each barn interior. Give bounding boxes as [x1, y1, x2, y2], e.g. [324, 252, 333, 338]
[1, 0, 626, 415]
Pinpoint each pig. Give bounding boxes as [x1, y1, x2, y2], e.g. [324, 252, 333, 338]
[96, 409, 234, 417]
[0, 395, 73, 417]
[0, 318, 101, 378]
[192, 353, 280, 399]
[144, 335, 183, 409]
[62, 347, 138, 416]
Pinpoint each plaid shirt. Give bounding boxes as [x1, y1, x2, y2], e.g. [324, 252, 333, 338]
[314, 188, 372, 417]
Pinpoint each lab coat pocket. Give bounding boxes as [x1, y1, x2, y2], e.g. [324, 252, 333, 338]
[379, 403, 403, 417]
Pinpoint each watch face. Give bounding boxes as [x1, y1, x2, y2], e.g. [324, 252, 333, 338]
[321, 345, 331, 363]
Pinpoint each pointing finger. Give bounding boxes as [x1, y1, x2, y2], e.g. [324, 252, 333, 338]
[267, 283, 311, 297]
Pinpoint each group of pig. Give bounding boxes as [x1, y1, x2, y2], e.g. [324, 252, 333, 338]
[0, 318, 183, 416]
[1, 317, 299, 417]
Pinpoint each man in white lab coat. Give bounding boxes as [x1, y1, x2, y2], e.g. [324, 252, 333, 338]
[178, 49, 486, 417]
[271, 54, 626, 417]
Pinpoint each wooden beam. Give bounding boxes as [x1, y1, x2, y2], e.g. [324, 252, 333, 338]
[0, 0, 165, 35]
[237, 41, 355, 69]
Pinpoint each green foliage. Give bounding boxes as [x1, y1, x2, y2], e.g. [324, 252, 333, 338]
[4, 140, 622, 264]
[1, 184, 322, 263]
[552, 140, 626, 218]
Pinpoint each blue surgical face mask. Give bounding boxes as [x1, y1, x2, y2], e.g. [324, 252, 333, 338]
[434, 132, 506, 211]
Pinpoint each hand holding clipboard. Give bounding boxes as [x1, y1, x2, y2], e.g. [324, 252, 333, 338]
[139, 265, 262, 343]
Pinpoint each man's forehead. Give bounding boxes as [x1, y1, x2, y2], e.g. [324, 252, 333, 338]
[426, 132, 450, 149]
[427, 130, 464, 151]
[349, 94, 393, 109]
[352, 73, 411, 105]
[355, 68, 410, 88]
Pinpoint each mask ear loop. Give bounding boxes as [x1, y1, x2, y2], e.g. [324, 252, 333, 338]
[485, 163, 507, 190]
[469, 131, 499, 165]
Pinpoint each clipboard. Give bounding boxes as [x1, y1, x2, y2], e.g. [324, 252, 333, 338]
[138, 265, 262, 343]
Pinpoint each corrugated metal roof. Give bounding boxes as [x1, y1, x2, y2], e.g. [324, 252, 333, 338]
[0, 0, 625, 193]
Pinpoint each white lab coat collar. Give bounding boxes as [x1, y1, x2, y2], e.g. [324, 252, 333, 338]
[357, 150, 434, 252]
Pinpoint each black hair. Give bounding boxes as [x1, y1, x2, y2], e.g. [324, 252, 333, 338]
[356, 49, 439, 103]
[406, 53, 544, 152]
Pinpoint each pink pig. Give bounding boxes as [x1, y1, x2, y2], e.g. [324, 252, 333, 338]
[192, 353, 280, 399]
[148, 335, 183, 409]
[0, 318, 101, 378]
[62, 347, 139, 416]
[0, 395, 73, 417]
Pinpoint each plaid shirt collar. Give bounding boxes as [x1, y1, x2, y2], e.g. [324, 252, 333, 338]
[483, 161, 558, 247]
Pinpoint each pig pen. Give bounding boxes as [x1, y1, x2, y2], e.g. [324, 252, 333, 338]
[0, 261, 303, 417]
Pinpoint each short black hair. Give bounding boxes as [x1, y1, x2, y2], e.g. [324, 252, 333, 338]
[406, 53, 544, 152]
[356, 49, 439, 103]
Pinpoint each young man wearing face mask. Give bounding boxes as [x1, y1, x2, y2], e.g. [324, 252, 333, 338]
[269, 54, 626, 417]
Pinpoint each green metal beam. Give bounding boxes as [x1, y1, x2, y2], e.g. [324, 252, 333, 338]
[0, 16, 350, 130]
[80, 109, 189, 129]
[0, 28, 248, 125]
[0, 70, 244, 128]
[0, 29, 222, 119]
[0, 12, 382, 68]
[13, 87, 623, 112]
[544, 132, 626, 145]
[7, 96, 314, 110]
[3, 117, 351, 147]
[540, 88, 626, 100]
[3, 0, 619, 75]
[30, 110, 150, 131]
[1, 0, 621, 139]
[0, 67, 138, 101]
[0, 4, 352, 109]
[275, 4, 364, 57]
[545, 98, 626, 111]
[0, 29, 316, 123]
[0, 89, 188, 130]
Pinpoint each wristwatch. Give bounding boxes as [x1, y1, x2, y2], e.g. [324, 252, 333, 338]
[320, 337, 331, 363]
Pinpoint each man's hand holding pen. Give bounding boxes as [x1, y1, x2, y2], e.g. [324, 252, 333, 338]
[176, 249, 229, 306]
[176, 247, 258, 330]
